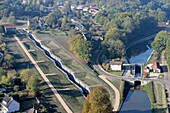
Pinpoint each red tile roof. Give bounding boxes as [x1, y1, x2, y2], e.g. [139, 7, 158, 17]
[110, 61, 123, 65]
[3, 24, 16, 29]
[153, 61, 160, 70]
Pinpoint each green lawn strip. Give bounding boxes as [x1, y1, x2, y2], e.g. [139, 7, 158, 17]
[154, 82, 168, 113]
[47, 75, 84, 113]
[144, 82, 157, 112]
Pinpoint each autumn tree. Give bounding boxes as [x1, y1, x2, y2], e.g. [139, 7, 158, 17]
[69, 34, 92, 63]
[82, 87, 112, 113]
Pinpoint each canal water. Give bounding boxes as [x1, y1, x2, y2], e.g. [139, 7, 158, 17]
[126, 40, 154, 64]
[120, 40, 153, 113]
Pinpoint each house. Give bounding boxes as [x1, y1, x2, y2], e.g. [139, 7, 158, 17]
[2, 24, 16, 34]
[89, 8, 99, 16]
[1, 96, 20, 113]
[27, 18, 47, 30]
[83, 7, 89, 12]
[110, 61, 123, 71]
[77, 5, 84, 10]
[152, 61, 161, 73]
[144, 66, 150, 73]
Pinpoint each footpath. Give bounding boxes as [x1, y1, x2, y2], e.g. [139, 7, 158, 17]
[14, 36, 73, 113]
[99, 75, 120, 113]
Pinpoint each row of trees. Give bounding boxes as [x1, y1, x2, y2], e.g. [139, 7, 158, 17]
[69, 34, 92, 63]
[0, 43, 15, 70]
[152, 31, 169, 54]
[0, 69, 39, 97]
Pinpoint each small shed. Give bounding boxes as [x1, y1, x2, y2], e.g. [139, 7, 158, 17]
[110, 61, 123, 71]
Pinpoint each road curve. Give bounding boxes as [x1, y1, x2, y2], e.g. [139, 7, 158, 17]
[99, 75, 120, 112]
[14, 36, 73, 113]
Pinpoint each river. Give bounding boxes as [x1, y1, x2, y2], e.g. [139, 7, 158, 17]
[120, 40, 153, 113]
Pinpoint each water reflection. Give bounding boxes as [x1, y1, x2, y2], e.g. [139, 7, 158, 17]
[126, 40, 154, 64]
[120, 90, 152, 113]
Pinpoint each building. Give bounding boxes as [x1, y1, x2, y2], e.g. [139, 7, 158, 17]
[1, 96, 20, 113]
[2, 24, 16, 34]
[152, 61, 161, 73]
[144, 66, 150, 73]
[89, 8, 99, 16]
[110, 61, 123, 71]
[83, 7, 89, 12]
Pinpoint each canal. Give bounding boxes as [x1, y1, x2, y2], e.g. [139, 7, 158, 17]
[120, 40, 153, 113]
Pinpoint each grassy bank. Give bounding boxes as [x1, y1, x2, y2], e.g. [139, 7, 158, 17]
[108, 78, 132, 111]
[144, 81, 168, 113]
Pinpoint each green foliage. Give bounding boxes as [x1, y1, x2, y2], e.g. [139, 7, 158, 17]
[144, 81, 156, 105]
[82, 87, 112, 113]
[69, 34, 92, 63]
[46, 11, 57, 27]
[20, 69, 32, 83]
[0, 75, 12, 85]
[14, 85, 19, 92]
[165, 38, 170, 68]
[26, 76, 39, 91]
[152, 31, 170, 53]
[7, 16, 17, 25]
[2, 53, 15, 70]
[102, 39, 124, 59]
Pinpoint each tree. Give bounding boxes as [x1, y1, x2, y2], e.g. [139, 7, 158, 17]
[69, 34, 92, 63]
[103, 39, 124, 59]
[20, 69, 31, 83]
[82, 87, 112, 113]
[46, 11, 57, 28]
[152, 31, 169, 53]
[2, 53, 15, 70]
[0, 75, 12, 85]
[61, 16, 67, 28]
[26, 76, 39, 91]
[7, 16, 17, 25]
[14, 85, 19, 91]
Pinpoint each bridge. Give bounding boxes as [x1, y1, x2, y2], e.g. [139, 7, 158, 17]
[123, 63, 144, 66]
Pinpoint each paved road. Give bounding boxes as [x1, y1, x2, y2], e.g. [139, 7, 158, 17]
[99, 75, 120, 112]
[161, 51, 170, 108]
[14, 36, 73, 113]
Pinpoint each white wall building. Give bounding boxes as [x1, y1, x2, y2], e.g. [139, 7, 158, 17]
[1, 96, 20, 113]
[110, 61, 123, 71]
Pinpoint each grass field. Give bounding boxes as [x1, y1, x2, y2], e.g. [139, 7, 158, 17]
[17, 34, 85, 113]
